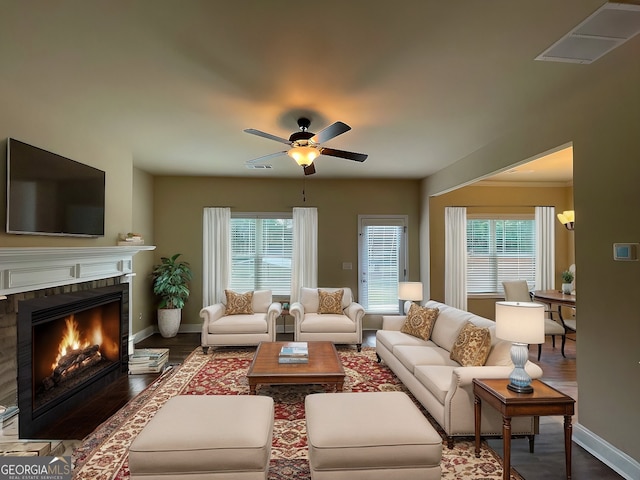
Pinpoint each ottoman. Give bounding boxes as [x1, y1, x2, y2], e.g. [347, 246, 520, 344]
[129, 395, 274, 479]
[305, 391, 442, 479]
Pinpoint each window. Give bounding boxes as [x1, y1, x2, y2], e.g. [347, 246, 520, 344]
[467, 216, 535, 294]
[229, 214, 293, 295]
[358, 215, 408, 314]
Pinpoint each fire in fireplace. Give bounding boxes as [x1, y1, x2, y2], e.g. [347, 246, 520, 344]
[17, 283, 129, 438]
[32, 300, 121, 411]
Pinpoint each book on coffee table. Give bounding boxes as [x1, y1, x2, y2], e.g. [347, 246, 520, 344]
[278, 342, 309, 363]
[279, 342, 308, 357]
[278, 356, 309, 364]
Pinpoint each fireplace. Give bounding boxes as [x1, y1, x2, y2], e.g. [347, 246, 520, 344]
[17, 283, 129, 438]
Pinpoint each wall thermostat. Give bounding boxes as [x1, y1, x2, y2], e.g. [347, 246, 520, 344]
[613, 243, 638, 261]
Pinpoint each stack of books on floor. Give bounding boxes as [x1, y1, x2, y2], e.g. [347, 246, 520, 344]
[278, 342, 309, 364]
[128, 348, 169, 374]
[0, 440, 66, 457]
[0, 405, 18, 431]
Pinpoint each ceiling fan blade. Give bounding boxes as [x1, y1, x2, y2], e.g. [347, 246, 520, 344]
[319, 147, 368, 162]
[303, 163, 316, 175]
[310, 121, 351, 144]
[245, 151, 287, 164]
[244, 128, 292, 145]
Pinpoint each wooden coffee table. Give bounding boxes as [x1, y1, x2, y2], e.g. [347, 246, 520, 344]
[246, 341, 345, 394]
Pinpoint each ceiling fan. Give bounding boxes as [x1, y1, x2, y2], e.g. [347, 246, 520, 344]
[244, 117, 367, 175]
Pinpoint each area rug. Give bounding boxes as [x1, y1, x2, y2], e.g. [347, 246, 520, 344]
[72, 347, 522, 479]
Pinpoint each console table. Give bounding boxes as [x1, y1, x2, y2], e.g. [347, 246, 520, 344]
[473, 378, 575, 480]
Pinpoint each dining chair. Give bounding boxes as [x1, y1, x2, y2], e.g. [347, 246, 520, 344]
[502, 280, 567, 360]
[563, 264, 577, 334]
[562, 308, 577, 334]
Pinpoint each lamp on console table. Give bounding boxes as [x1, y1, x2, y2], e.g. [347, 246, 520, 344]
[495, 301, 544, 394]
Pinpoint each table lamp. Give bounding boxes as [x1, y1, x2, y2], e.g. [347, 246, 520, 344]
[398, 282, 423, 303]
[495, 301, 545, 393]
[398, 281, 423, 314]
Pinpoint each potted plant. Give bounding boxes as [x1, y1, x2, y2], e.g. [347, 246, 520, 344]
[151, 253, 193, 338]
[561, 270, 574, 295]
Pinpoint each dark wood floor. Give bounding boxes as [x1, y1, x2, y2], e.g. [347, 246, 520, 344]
[36, 330, 621, 479]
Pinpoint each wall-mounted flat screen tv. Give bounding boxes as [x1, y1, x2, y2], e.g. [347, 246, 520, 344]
[6, 138, 105, 237]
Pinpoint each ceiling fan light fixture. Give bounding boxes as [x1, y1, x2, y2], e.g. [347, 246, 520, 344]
[244, 118, 367, 174]
[288, 146, 319, 166]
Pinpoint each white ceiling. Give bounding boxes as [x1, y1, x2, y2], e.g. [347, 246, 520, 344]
[0, 1, 636, 180]
[477, 145, 573, 185]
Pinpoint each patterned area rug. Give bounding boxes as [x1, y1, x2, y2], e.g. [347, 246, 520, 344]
[72, 346, 522, 479]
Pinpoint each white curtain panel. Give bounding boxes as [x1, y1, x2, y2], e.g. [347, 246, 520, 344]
[291, 207, 318, 303]
[535, 206, 555, 290]
[202, 207, 231, 306]
[445, 206, 468, 310]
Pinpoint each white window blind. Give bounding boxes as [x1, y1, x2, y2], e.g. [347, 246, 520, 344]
[230, 214, 293, 295]
[358, 216, 407, 314]
[467, 217, 536, 294]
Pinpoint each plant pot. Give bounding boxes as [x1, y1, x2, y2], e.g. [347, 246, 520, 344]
[561, 283, 573, 294]
[158, 308, 181, 338]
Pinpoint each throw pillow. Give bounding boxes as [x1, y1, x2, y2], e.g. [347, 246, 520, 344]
[449, 322, 492, 367]
[400, 303, 440, 340]
[224, 290, 254, 315]
[318, 289, 344, 314]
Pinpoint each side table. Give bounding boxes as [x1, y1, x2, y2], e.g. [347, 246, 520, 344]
[279, 308, 291, 334]
[473, 378, 575, 480]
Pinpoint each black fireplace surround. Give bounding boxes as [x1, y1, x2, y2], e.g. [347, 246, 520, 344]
[17, 284, 129, 438]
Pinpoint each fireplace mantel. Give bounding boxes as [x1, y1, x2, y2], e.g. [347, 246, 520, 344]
[0, 246, 155, 296]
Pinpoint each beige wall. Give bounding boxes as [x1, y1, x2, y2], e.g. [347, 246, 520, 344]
[131, 168, 156, 333]
[152, 176, 421, 329]
[421, 58, 640, 464]
[0, 123, 133, 248]
[429, 184, 574, 319]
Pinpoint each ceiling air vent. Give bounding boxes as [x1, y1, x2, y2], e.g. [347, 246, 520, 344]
[246, 164, 272, 169]
[536, 2, 640, 64]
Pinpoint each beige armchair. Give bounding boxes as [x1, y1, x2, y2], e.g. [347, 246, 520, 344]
[200, 289, 281, 353]
[502, 280, 566, 359]
[290, 287, 365, 351]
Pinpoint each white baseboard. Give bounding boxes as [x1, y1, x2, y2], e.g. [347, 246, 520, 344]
[573, 422, 640, 480]
[131, 323, 200, 346]
[132, 326, 157, 344]
[178, 323, 201, 333]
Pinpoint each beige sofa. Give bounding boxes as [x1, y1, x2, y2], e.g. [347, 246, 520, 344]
[290, 287, 365, 351]
[376, 300, 543, 448]
[200, 289, 281, 353]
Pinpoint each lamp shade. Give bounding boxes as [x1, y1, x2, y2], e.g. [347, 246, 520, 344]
[287, 146, 319, 166]
[398, 282, 423, 301]
[495, 301, 545, 344]
[557, 210, 575, 230]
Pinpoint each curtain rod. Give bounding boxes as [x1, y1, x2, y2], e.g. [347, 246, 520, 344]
[203, 206, 319, 209]
[447, 205, 555, 208]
